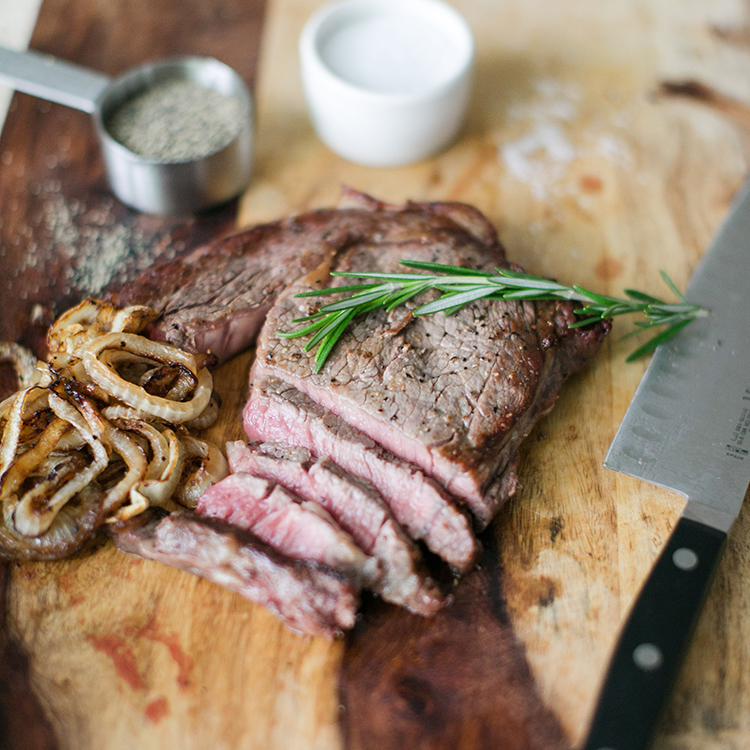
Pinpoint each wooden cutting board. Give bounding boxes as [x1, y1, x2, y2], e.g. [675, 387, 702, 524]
[3, 0, 750, 748]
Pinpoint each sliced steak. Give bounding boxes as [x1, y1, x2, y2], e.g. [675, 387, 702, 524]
[197, 472, 380, 588]
[243, 378, 478, 574]
[226, 442, 317, 501]
[109, 189, 606, 524]
[112, 510, 358, 639]
[227, 441, 445, 615]
[251, 200, 609, 527]
[109, 189, 607, 587]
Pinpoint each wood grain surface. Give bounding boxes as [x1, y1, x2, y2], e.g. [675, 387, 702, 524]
[3, 0, 750, 748]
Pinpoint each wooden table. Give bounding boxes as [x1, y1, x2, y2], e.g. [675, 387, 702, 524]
[2, 0, 750, 748]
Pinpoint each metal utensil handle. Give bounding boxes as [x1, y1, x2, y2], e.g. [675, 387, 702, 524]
[582, 516, 726, 750]
[0, 46, 110, 113]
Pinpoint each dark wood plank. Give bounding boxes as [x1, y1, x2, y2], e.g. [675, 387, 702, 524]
[0, 1, 266, 747]
[0, 564, 59, 750]
[339, 524, 569, 750]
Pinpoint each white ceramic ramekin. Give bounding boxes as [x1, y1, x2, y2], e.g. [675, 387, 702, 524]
[299, 0, 474, 168]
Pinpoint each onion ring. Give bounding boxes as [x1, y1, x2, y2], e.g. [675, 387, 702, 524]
[101, 406, 186, 517]
[0, 388, 36, 479]
[110, 305, 158, 334]
[0, 417, 71, 502]
[102, 351, 193, 396]
[101, 412, 170, 480]
[4, 453, 86, 534]
[5, 394, 111, 538]
[82, 333, 212, 423]
[135, 362, 197, 400]
[184, 391, 221, 431]
[0, 483, 106, 561]
[101, 425, 147, 516]
[48, 300, 158, 355]
[100, 404, 154, 424]
[119, 428, 185, 522]
[137, 428, 184, 504]
[85, 332, 202, 372]
[1, 388, 57, 503]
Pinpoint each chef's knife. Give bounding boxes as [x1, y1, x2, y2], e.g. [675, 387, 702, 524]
[582, 177, 750, 750]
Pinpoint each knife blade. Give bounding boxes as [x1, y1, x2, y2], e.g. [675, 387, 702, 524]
[582, 177, 750, 750]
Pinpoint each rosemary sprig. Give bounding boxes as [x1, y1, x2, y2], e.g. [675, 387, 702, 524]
[279, 260, 707, 373]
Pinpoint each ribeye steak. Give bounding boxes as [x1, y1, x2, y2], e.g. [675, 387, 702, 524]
[109, 190, 609, 633]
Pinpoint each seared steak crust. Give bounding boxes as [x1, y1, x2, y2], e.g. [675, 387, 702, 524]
[113, 510, 359, 639]
[107, 191, 508, 366]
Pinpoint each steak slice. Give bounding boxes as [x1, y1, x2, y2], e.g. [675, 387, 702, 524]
[251, 200, 609, 527]
[197, 473, 380, 588]
[243, 377, 478, 574]
[226, 441, 445, 615]
[226, 442, 317, 500]
[112, 510, 358, 639]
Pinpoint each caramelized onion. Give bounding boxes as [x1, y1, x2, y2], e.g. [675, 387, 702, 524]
[173, 436, 228, 509]
[0, 389, 35, 479]
[5, 393, 112, 538]
[0, 483, 106, 561]
[184, 391, 221, 431]
[0, 417, 71, 502]
[48, 299, 157, 356]
[110, 305, 158, 334]
[101, 425, 147, 517]
[82, 333, 212, 423]
[100, 404, 154, 424]
[0, 387, 50, 472]
[126, 428, 185, 516]
[1, 299, 227, 558]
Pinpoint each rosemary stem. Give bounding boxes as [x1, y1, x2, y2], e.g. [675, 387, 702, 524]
[279, 260, 706, 373]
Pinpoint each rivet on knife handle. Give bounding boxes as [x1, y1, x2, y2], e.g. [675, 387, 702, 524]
[582, 516, 726, 750]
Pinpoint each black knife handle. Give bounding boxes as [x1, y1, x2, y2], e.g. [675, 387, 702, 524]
[582, 516, 726, 750]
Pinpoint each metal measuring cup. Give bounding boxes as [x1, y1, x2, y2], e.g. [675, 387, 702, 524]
[0, 47, 254, 215]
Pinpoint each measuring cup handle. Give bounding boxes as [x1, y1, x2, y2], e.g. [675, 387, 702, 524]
[0, 46, 110, 113]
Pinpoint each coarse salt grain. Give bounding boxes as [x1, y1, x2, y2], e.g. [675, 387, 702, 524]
[499, 77, 635, 200]
[501, 123, 576, 200]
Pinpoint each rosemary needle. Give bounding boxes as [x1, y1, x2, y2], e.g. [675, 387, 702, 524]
[278, 260, 707, 373]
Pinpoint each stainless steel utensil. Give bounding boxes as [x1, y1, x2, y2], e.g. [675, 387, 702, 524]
[583, 178, 750, 749]
[0, 47, 253, 215]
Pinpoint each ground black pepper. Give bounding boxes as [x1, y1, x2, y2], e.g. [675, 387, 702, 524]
[106, 80, 245, 163]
